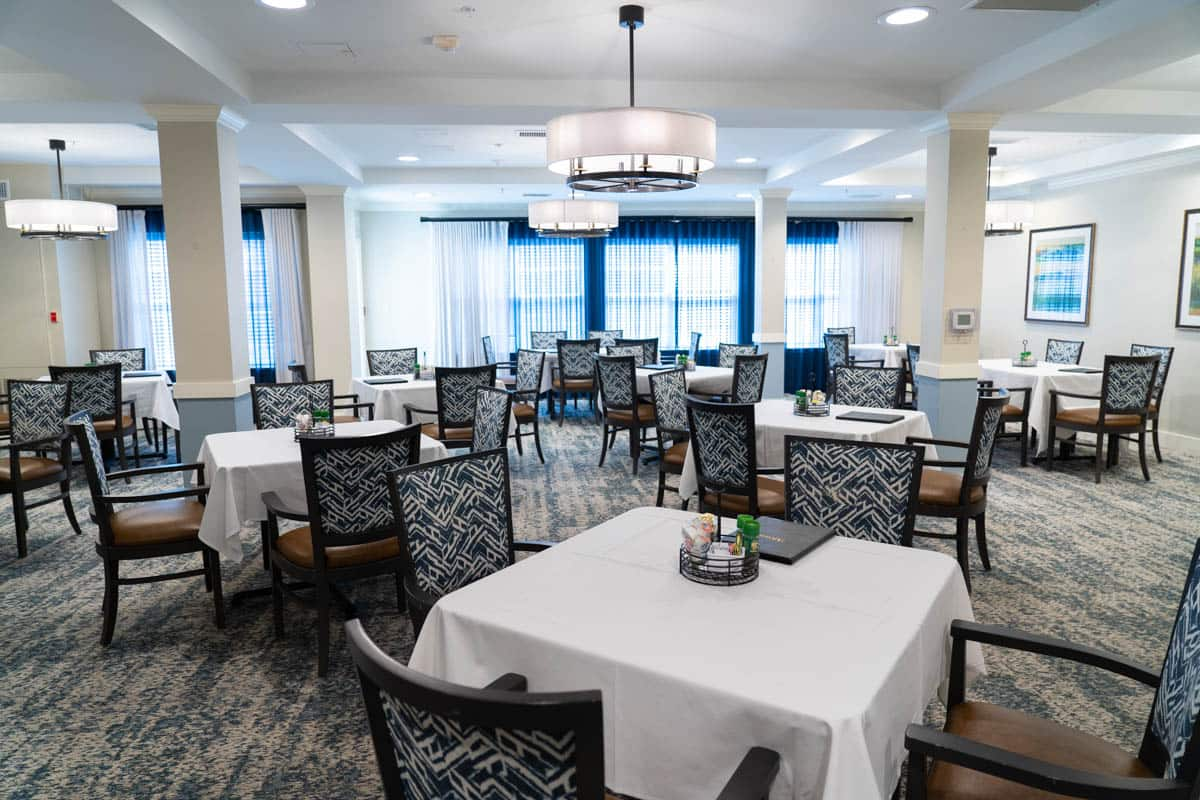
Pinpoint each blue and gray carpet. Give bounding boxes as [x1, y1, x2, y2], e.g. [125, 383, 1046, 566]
[1, 407, 1196, 798]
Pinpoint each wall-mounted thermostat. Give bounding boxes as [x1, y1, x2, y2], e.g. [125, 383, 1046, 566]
[948, 308, 977, 332]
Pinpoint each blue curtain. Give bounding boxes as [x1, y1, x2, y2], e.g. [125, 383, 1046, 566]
[242, 209, 276, 384]
[508, 220, 587, 353]
[784, 219, 839, 392]
[143, 210, 177, 382]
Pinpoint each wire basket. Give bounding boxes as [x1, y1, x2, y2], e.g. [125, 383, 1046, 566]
[679, 544, 760, 586]
[294, 421, 336, 442]
[1010, 358, 1037, 368]
[806, 402, 830, 417]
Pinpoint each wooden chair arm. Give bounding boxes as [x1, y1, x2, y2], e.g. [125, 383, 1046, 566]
[262, 491, 310, 522]
[483, 673, 528, 692]
[102, 486, 210, 504]
[715, 747, 782, 800]
[107, 462, 206, 482]
[906, 435, 969, 450]
[513, 540, 555, 553]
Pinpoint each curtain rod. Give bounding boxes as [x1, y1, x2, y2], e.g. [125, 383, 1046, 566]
[116, 203, 307, 211]
[790, 216, 913, 223]
[420, 215, 912, 223]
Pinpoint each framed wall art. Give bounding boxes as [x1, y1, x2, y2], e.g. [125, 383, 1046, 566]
[1176, 208, 1200, 329]
[1024, 223, 1096, 325]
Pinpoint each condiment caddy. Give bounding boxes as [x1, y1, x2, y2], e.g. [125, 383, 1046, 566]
[1011, 338, 1036, 367]
[293, 409, 335, 442]
[679, 513, 760, 586]
[794, 389, 829, 417]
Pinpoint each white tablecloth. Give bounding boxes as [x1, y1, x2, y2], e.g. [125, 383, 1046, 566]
[638, 364, 732, 396]
[850, 343, 909, 369]
[977, 359, 1104, 455]
[351, 376, 516, 426]
[40, 373, 179, 429]
[409, 506, 984, 800]
[678, 400, 937, 499]
[195, 420, 448, 561]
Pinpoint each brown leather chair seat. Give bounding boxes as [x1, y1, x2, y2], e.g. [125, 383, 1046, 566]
[607, 406, 656, 425]
[275, 526, 401, 569]
[513, 402, 537, 421]
[552, 378, 594, 391]
[333, 414, 360, 424]
[109, 498, 204, 546]
[93, 414, 135, 433]
[0, 456, 62, 482]
[926, 701, 1153, 800]
[919, 469, 984, 506]
[0, 410, 9, 428]
[662, 440, 689, 466]
[1055, 407, 1141, 428]
[420, 423, 473, 441]
[1000, 403, 1023, 417]
[703, 476, 785, 515]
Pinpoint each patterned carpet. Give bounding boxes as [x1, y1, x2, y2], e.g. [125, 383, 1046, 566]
[1, 404, 1197, 798]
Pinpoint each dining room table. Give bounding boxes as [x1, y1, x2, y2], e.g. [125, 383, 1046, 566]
[850, 342, 909, 369]
[638, 363, 732, 395]
[977, 358, 1105, 456]
[195, 419, 448, 562]
[408, 505, 984, 800]
[350, 374, 516, 427]
[677, 399, 937, 499]
[40, 370, 180, 430]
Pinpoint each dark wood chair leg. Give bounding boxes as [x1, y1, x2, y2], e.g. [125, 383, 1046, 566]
[61, 481, 82, 535]
[955, 517, 971, 594]
[1139, 431, 1151, 481]
[101, 559, 119, 645]
[975, 513, 990, 571]
[208, 549, 225, 629]
[394, 571, 406, 614]
[316, 581, 331, 677]
[1152, 417, 1163, 463]
[260, 521, 271, 570]
[271, 561, 285, 639]
[598, 423, 610, 467]
[557, 389, 566, 426]
[907, 753, 928, 800]
[655, 469, 666, 507]
[1093, 432, 1104, 484]
[12, 489, 28, 558]
[174, 427, 181, 461]
[513, 423, 524, 455]
[629, 424, 640, 475]
[143, 418, 154, 453]
[115, 434, 130, 483]
[204, 549, 213, 591]
[532, 416, 545, 464]
[1019, 419, 1029, 467]
[1045, 422, 1056, 471]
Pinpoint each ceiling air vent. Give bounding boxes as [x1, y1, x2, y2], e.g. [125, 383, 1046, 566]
[515, 129, 547, 138]
[522, 192, 551, 198]
[0, 180, 9, 202]
[962, 0, 1099, 10]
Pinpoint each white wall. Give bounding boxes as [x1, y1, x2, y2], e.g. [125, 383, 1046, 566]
[979, 164, 1200, 447]
[359, 211, 436, 358]
[54, 239, 104, 363]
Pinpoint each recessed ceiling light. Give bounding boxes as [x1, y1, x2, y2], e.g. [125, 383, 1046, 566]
[257, 0, 312, 10]
[414, 192, 434, 200]
[878, 6, 933, 25]
[735, 156, 758, 165]
[735, 192, 754, 200]
[895, 193, 914, 200]
[395, 155, 420, 162]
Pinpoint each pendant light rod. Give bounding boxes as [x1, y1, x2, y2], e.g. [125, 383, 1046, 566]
[619, 5, 644, 108]
[51, 138, 67, 199]
[986, 145, 997, 203]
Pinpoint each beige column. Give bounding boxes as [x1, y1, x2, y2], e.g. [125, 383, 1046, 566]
[148, 104, 252, 458]
[754, 188, 791, 398]
[916, 112, 997, 439]
[302, 186, 364, 393]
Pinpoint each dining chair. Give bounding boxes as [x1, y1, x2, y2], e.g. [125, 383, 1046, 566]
[587, 329, 623, 348]
[605, 344, 645, 366]
[404, 364, 497, 449]
[1129, 343, 1175, 463]
[993, 386, 1032, 466]
[552, 338, 600, 425]
[1045, 338, 1084, 365]
[823, 333, 881, 388]
[267, 424, 422, 675]
[649, 368, 691, 509]
[2, 381, 80, 558]
[287, 363, 308, 382]
[66, 411, 223, 646]
[472, 386, 512, 453]
[530, 330, 566, 350]
[731, 353, 769, 403]
[346, 617, 781, 800]
[686, 398, 784, 520]
[510, 349, 546, 464]
[688, 331, 702, 362]
[366, 347, 418, 376]
[50, 363, 140, 475]
[285, 365, 376, 422]
[1047, 354, 1159, 484]
[90, 347, 146, 371]
[718, 342, 758, 369]
[596, 354, 656, 475]
[826, 326, 856, 345]
[832, 365, 904, 408]
[0, 384, 9, 441]
[481, 335, 516, 388]
[253, 380, 335, 428]
[903, 343, 920, 409]
[906, 390, 1008, 593]
[389, 448, 552, 636]
[614, 337, 659, 366]
[905, 538, 1200, 799]
[784, 436, 923, 546]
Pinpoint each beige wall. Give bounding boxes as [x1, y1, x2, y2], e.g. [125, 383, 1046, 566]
[54, 239, 104, 363]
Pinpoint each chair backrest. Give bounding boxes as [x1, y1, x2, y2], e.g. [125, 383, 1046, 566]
[686, 398, 757, 501]
[822, 333, 851, 371]
[65, 412, 114, 544]
[732, 353, 769, 404]
[481, 335, 496, 364]
[605, 345, 644, 366]
[556, 339, 600, 381]
[688, 332, 702, 361]
[390, 449, 514, 600]
[614, 338, 658, 366]
[1099, 354, 1159, 418]
[367, 348, 418, 376]
[587, 329, 622, 348]
[435, 365, 498, 431]
[530, 330, 566, 350]
[90, 348, 145, 371]
[718, 342, 758, 369]
[906, 343, 921, 407]
[472, 387, 512, 452]
[649, 368, 689, 435]
[1130, 344, 1175, 401]
[300, 425, 423, 557]
[49, 363, 121, 420]
[287, 363, 309, 383]
[1045, 338, 1084, 365]
[833, 366, 903, 408]
[514, 349, 545, 397]
[346, 618, 606, 800]
[596, 355, 638, 413]
[964, 390, 1010, 491]
[8, 380, 70, 447]
[784, 436, 923, 547]
[251, 380, 334, 429]
[827, 326, 855, 345]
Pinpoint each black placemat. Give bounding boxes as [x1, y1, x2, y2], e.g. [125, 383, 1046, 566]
[122, 371, 162, 378]
[1058, 367, 1102, 374]
[362, 378, 410, 385]
[836, 411, 905, 424]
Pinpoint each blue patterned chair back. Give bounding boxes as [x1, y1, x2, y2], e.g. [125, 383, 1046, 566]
[251, 381, 334, 429]
[605, 345, 644, 366]
[65, 412, 112, 536]
[345, 619, 607, 800]
[784, 436, 922, 546]
[732, 354, 769, 404]
[472, 387, 512, 452]
[390, 449, 514, 600]
[515, 349, 545, 397]
[649, 368, 689, 435]
[531, 330, 566, 350]
[822, 333, 850, 371]
[596, 356, 638, 412]
[615, 337, 658, 366]
[833, 366, 903, 409]
[90, 348, 145, 371]
[300, 426, 422, 548]
[718, 342, 758, 369]
[966, 391, 1009, 489]
[435, 365, 497, 430]
[287, 363, 309, 383]
[556, 339, 600, 381]
[50, 364, 120, 421]
[1130, 344, 1174, 400]
[481, 336, 496, 364]
[1045, 338, 1084, 365]
[906, 344, 921, 407]
[8, 380, 70, 447]
[367, 348, 419, 376]
[826, 326, 855, 345]
[686, 398, 757, 496]
[1100, 354, 1159, 416]
[689, 332, 702, 361]
[587, 329, 623, 348]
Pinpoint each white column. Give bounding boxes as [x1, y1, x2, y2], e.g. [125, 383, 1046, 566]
[302, 186, 364, 393]
[754, 188, 791, 398]
[148, 104, 252, 458]
[916, 113, 996, 439]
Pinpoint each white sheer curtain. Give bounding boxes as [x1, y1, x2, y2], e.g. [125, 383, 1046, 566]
[261, 208, 312, 379]
[837, 221, 904, 344]
[431, 221, 510, 367]
[108, 209, 157, 367]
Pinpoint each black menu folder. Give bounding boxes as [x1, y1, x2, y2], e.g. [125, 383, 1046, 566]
[1059, 367, 1102, 374]
[755, 517, 835, 564]
[640, 364, 676, 370]
[363, 377, 409, 385]
[836, 411, 904, 424]
[122, 370, 161, 378]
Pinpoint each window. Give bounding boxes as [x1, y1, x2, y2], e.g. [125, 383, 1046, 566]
[242, 209, 275, 380]
[144, 210, 176, 371]
[784, 220, 841, 348]
[508, 223, 586, 349]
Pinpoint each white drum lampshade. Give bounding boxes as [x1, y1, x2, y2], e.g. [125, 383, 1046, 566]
[5, 198, 119, 240]
[528, 198, 619, 238]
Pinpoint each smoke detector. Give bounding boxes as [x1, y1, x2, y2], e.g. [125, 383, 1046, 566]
[431, 34, 459, 53]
